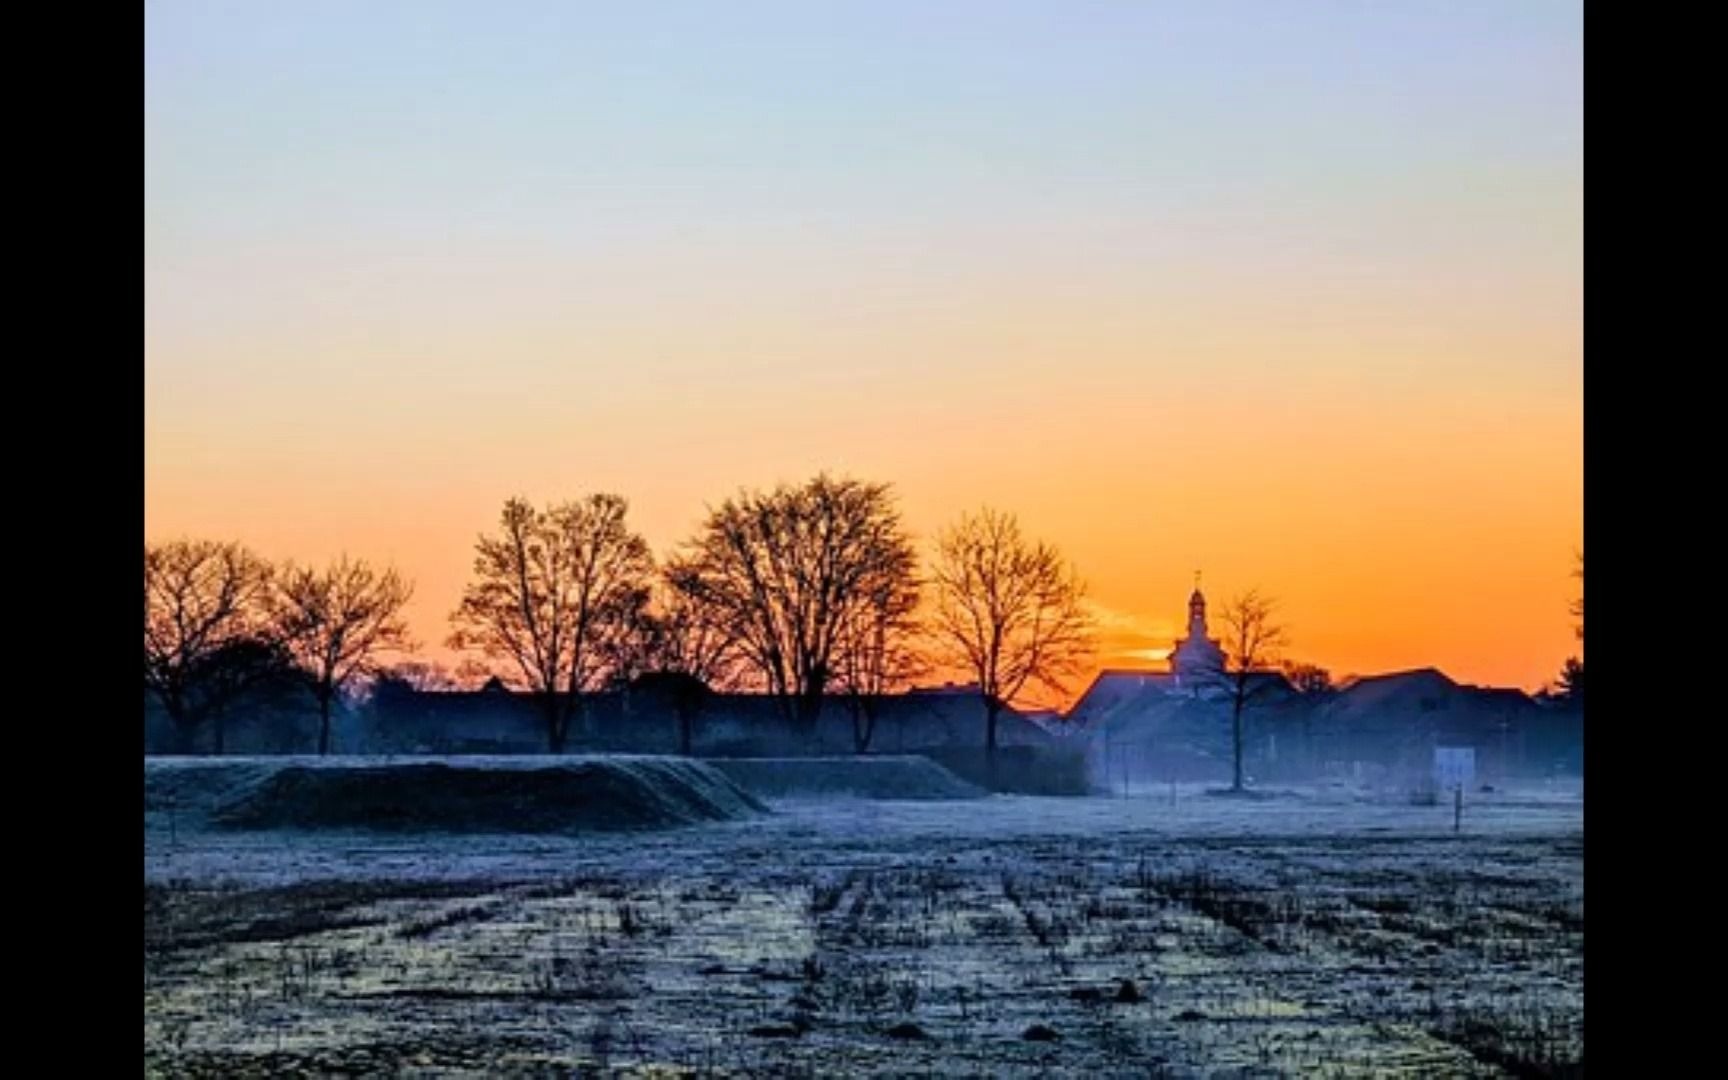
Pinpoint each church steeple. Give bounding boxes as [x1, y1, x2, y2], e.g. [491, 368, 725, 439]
[1171, 571, 1225, 690]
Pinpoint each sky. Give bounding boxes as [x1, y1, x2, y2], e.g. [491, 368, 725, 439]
[146, 1, 1582, 695]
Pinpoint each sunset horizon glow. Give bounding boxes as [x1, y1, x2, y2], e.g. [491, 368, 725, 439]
[146, 2, 1581, 697]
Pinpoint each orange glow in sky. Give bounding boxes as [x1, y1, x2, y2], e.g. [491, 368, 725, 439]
[146, 3, 1581, 695]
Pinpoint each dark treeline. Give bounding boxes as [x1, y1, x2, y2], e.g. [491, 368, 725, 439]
[143, 544, 413, 756]
[144, 474, 1582, 761]
[145, 473, 1098, 757]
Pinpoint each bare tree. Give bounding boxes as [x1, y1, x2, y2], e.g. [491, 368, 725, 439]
[671, 474, 918, 735]
[556, 496, 657, 723]
[448, 495, 653, 753]
[1282, 662, 1335, 698]
[144, 539, 275, 753]
[187, 634, 304, 755]
[633, 560, 745, 755]
[272, 556, 415, 755]
[1214, 589, 1289, 792]
[449, 498, 570, 750]
[597, 587, 663, 693]
[657, 559, 742, 690]
[929, 508, 1094, 762]
[834, 570, 925, 754]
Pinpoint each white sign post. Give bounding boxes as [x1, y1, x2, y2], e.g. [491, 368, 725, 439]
[1434, 747, 1475, 832]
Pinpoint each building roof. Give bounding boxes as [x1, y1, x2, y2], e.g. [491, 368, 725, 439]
[1318, 667, 1538, 738]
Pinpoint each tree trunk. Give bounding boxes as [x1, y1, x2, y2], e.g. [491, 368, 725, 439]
[985, 696, 1001, 788]
[678, 705, 694, 757]
[162, 693, 198, 755]
[1231, 696, 1244, 791]
[573, 694, 591, 746]
[796, 686, 825, 739]
[318, 693, 333, 756]
[852, 697, 876, 755]
[539, 693, 565, 755]
[213, 712, 226, 757]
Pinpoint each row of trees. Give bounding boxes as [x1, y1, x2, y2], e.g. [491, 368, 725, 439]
[143, 476, 1099, 758]
[143, 542, 413, 754]
[145, 472, 1318, 771]
[446, 477, 1096, 757]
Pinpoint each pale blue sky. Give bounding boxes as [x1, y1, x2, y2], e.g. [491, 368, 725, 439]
[148, 1, 1580, 293]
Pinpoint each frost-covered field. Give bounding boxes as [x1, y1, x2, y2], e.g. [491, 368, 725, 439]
[144, 779, 1583, 1077]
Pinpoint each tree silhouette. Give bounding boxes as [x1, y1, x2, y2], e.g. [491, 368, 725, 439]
[833, 566, 925, 754]
[1571, 550, 1583, 642]
[1282, 661, 1334, 698]
[144, 539, 274, 752]
[1213, 589, 1289, 792]
[189, 634, 305, 755]
[272, 556, 415, 755]
[670, 474, 918, 735]
[1556, 656, 1584, 707]
[930, 508, 1093, 763]
[593, 581, 658, 692]
[656, 561, 741, 690]
[597, 571, 738, 756]
[449, 495, 653, 753]
[643, 562, 744, 755]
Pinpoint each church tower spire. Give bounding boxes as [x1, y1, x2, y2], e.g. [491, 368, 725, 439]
[1171, 572, 1225, 691]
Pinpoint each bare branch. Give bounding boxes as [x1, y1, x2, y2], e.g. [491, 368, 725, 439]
[929, 508, 1095, 754]
[270, 555, 415, 754]
[447, 494, 653, 752]
[668, 474, 919, 733]
[144, 539, 275, 741]
[1211, 587, 1290, 790]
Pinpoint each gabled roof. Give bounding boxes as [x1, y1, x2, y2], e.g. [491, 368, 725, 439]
[1331, 667, 1457, 711]
[1065, 669, 1179, 726]
[1320, 667, 1538, 735]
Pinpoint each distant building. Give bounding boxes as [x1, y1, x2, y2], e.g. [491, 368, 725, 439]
[1169, 581, 1227, 691]
[1064, 656, 1576, 791]
[1051, 580, 1586, 790]
[1066, 579, 1237, 704]
[1305, 667, 1564, 780]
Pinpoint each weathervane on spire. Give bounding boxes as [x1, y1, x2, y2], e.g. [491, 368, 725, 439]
[1194, 569, 1201, 590]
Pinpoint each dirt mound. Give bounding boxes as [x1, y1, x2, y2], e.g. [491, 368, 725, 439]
[707, 756, 985, 800]
[145, 759, 283, 817]
[210, 757, 767, 833]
